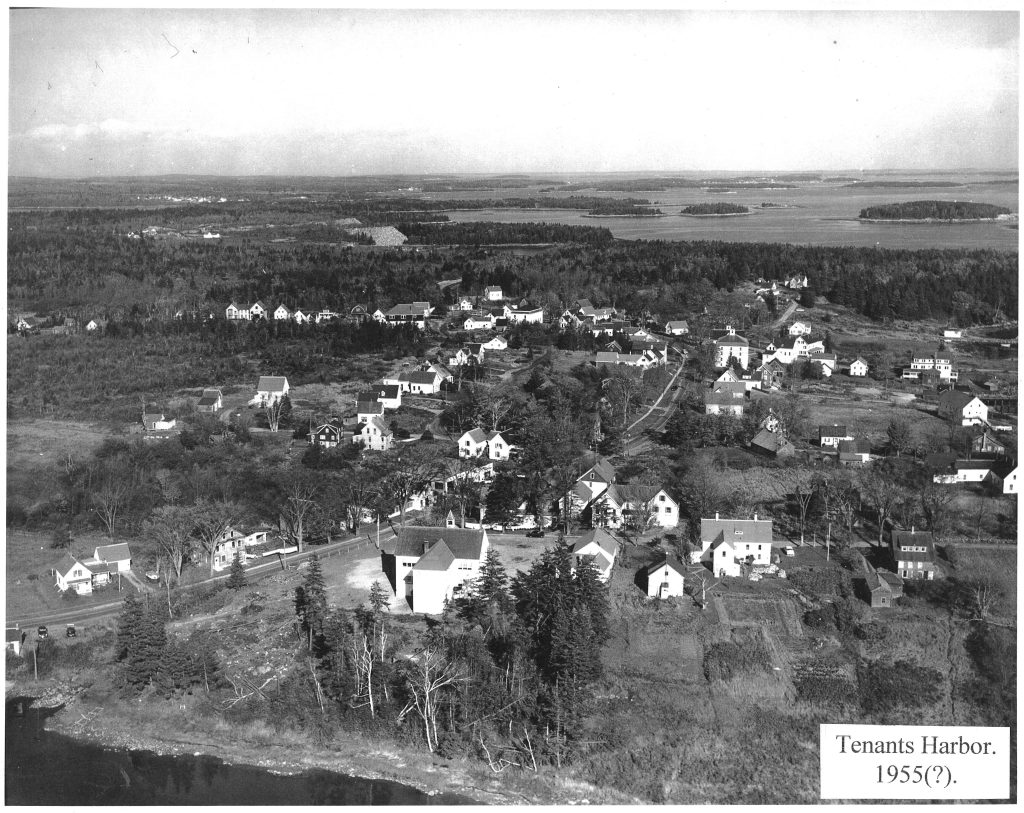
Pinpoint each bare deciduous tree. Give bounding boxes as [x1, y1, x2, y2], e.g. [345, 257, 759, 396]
[398, 647, 464, 753]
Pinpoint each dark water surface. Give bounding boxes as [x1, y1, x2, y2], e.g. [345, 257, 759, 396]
[5, 699, 471, 805]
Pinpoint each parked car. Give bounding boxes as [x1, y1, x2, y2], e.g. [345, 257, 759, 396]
[65, 624, 76, 639]
[783, 546, 795, 557]
[36, 625, 48, 639]
[526, 528, 545, 538]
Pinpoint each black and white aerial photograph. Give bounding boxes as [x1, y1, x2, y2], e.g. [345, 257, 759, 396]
[5, 6, 1018, 806]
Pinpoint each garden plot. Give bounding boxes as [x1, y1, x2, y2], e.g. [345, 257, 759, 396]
[716, 595, 804, 639]
[602, 616, 705, 682]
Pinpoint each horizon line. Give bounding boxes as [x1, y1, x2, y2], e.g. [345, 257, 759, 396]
[9, 168, 1020, 183]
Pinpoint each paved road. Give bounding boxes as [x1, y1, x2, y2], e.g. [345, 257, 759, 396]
[9, 522, 402, 633]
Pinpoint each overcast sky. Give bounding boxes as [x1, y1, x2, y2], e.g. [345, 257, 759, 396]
[8, 8, 1019, 177]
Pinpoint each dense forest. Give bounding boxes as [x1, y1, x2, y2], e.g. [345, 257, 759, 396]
[585, 202, 663, 216]
[845, 181, 965, 189]
[8, 212, 1018, 327]
[681, 203, 750, 216]
[859, 201, 1012, 220]
[397, 222, 615, 246]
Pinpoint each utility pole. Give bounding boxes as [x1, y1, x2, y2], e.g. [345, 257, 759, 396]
[826, 522, 831, 562]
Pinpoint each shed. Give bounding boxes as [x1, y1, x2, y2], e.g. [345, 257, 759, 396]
[645, 555, 686, 598]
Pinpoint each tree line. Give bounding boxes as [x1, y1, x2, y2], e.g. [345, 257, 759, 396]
[859, 201, 1011, 220]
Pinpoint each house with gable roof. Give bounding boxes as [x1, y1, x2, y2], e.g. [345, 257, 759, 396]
[762, 335, 826, 366]
[255, 376, 289, 407]
[482, 335, 508, 351]
[54, 542, 134, 594]
[458, 428, 489, 458]
[571, 528, 619, 582]
[838, 439, 872, 466]
[575, 455, 616, 502]
[212, 526, 270, 571]
[819, 424, 854, 448]
[890, 528, 938, 580]
[464, 313, 496, 331]
[483, 285, 503, 301]
[225, 301, 250, 320]
[713, 325, 750, 369]
[308, 421, 346, 449]
[866, 564, 904, 608]
[355, 395, 385, 423]
[143, 413, 176, 432]
[486, 431, 512, 461]
[645, 554, 686, 598]
[972, 431, 1006, 456]
[594, 483, 679, 530]
[698, 514, 773, 578]
[904, 346, 957, 382]
[665, 320, 689, 336]
[273, 304, 292, 321]
[402, 370, 444, 395]
[392, 526, 490, 614]
[355, 415, 393, 451]
[750, 428, 796, 459]
[705, 381, 747, 416]
[809, 352, 838, 377]
[197, 388, 223, 413]
[937, 391, 988, 426]
[54, 555, 98, 595]
[383, 302, 433, 329]
[849, 357, 870, 377]
[92, 543, 132, 573]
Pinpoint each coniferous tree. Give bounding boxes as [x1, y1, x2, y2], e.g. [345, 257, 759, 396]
[296, 554, 328, 651]
[123, 604, 168, 692]
[115, 592, 144, 662]
[368, 580, 391, 614]
[226, 549, 247, 590]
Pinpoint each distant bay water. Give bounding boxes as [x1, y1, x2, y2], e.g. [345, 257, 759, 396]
[438, 181, 1019, 251]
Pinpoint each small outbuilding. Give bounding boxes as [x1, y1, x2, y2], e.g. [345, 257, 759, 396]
[645, 555, 686, 599]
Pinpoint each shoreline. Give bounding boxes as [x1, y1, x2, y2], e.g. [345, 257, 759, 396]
[29, 692, 541, 805]
[679, 211, 754, 218]
[857, 216, 1016, 224]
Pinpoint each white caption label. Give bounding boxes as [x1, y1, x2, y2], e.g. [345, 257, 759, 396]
[820, 724, 1010, 800]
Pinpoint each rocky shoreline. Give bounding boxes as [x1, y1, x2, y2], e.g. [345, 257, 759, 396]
[33, 694, 534, 805]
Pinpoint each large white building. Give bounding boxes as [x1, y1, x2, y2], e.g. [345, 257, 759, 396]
[393, 526, 489, 614]
[697, 514, 773, 578]
[713, 326, 750, 369]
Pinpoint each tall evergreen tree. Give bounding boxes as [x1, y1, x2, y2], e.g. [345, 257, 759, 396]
[115, 592, 144, 662]
[295, 554, 328, 651]
[123, 604, 168, 692]
[226, 549, 247, 590]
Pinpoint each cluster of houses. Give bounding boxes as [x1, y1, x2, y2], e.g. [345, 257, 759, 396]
[49, 524, 275, 598]
[13, 315, 108, 335]
[712, 322, 859, 383]
[53, 543, 133, 595]
[927, 429, 1018, 494]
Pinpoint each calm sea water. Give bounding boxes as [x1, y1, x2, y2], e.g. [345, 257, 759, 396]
[5, 699, 471, 806]
[438, 181, 1019, 251]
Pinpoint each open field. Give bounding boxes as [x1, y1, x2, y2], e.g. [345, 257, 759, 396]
[5, 529, 139, 622]
[6, 418, 114, 468]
